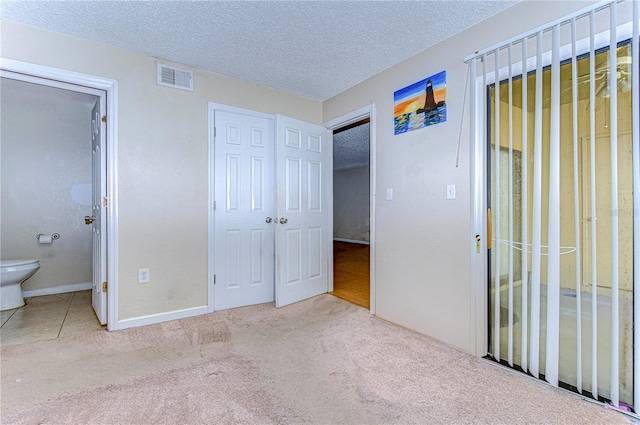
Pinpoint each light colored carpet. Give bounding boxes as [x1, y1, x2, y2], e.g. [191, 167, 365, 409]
[0, 295, 631, 424]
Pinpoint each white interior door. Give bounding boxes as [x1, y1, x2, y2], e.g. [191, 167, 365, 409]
[214, 110, 276, 310]
[275, 115, 331, 307]
[91, 99, 107, 324]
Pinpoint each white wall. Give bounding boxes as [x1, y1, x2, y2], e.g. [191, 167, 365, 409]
[322, 0, 596, 354]
[1, 20, 322, 320]
[1, 78, 97, 291]
[333, 166, 369, 242]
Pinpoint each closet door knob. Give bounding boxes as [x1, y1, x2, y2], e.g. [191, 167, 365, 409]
[279, 218, 288, 224]
[265, 217, 273, 223]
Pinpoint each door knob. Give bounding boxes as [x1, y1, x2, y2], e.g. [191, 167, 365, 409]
[84, 216, 95, 225]
[265, 217, 273, 223]
[279, 218, 288, 224]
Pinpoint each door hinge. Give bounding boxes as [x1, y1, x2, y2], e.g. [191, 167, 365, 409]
[102, 281, 108, 292]
[101, 115, 107, 123]
[213, 274, 216, 285]
[214, 201, 216, 211]
[214, 127, 217, 138]
[102, 197, 108, 207]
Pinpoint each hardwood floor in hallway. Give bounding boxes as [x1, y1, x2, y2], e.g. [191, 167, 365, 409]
[331, 241, 369, 309]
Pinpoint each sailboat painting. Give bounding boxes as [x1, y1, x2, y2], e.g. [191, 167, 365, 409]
[394, 70, 446, 135]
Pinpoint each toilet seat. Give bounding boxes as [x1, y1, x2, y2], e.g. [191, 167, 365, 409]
[1, 259, 40, 271]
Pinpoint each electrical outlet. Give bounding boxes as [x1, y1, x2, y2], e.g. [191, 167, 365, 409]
[138, 268, 150, 284]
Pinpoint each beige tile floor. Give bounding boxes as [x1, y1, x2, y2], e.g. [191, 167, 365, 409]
[0, 290, 104, 347]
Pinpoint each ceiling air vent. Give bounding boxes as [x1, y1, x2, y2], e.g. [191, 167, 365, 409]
[157, 63, 193, 91]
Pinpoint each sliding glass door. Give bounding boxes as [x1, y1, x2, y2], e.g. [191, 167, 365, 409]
[487, 39, 634, 407]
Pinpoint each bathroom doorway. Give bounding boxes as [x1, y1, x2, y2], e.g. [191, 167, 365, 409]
[0, 77, 104, 324]
[0, 60, 118, 329]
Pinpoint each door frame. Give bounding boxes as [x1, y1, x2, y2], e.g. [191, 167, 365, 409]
[469, 68, 489, 357]
[323, 103, 377, 315]
[0, 58, 119, 330]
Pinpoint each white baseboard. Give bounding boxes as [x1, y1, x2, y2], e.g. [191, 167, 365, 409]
[117, 305, 209, 330]
[333, 238, 370, 246]
[23, 282, 92, 298]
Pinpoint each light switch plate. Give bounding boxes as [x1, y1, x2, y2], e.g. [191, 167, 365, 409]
[386, 188, 393, 200]
[138, 268, 150, 284]
[446, 184, 456, 200]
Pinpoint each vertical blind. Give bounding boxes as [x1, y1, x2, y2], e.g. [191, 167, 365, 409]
[467, 0, 639, 412]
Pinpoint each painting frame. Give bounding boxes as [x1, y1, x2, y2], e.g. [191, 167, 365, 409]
[394, 70, 447, 135]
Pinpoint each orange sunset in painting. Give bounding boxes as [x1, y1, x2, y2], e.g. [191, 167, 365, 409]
[393, 87, 446, 116]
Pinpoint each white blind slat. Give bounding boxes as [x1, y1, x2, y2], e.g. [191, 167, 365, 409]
[530, 31, 544, 380]
[493, 50, 502, 361]
[589, 9, 599, 400]
[507, 44, 515, 367]
[570, 17, 583, 395]
[632, 0, 640, 412]
[609, 2, 619, 407]
[544, 24, 562, 387]
[520, 39, 529, 374]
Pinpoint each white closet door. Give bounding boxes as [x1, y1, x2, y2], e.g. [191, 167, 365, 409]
[214, 110, 275, 310]
[275, 115, 331, 307]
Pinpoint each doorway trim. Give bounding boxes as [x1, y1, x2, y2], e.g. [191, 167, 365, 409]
[323, 103, 377, 314]
[0, 58, 119, 330]
[469, 68, 488, 357]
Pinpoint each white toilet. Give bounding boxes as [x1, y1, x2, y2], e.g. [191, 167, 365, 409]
[0, 259, 40, 311]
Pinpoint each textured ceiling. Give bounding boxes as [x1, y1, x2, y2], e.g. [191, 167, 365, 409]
[334, 122, 369, 171]
[1, 0, 521, 101]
